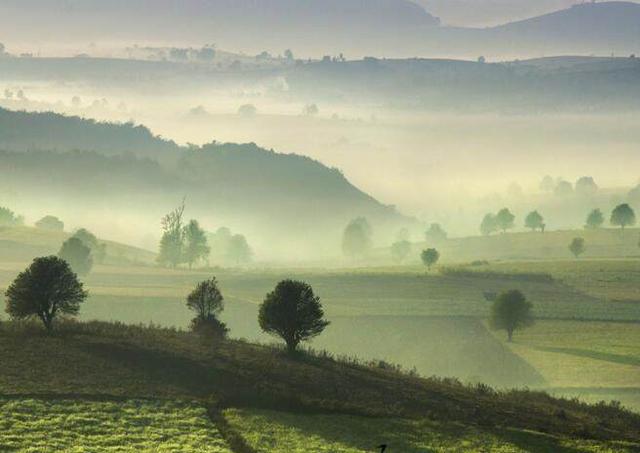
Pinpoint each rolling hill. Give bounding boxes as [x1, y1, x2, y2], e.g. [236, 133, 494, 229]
[0, 108, 408, 256]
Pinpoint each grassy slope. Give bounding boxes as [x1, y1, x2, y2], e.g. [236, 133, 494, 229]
[0, 321, 639, 450]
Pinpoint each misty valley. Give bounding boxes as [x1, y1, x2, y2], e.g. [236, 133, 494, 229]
[1, 1, 640, 452]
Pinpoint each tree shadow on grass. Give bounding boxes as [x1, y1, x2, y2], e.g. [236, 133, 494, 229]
[535, 346, 640, 367]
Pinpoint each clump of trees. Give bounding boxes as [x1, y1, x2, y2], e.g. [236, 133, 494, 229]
[186, 278, 228, 340]
[258, 280, 330, 354]
[611, 203, 636, 231]
[489, 290, 533, 342]
[342, 217, 372, 259]
[158, 202, 210, 269]
[58, 237, 93, 276]
[5, 256, 88, 331]
[425, 223, 447, 243]
[35, 215, 64, 232]
[0, 206, 23, 227]
[481, 208, 515, 235]
[421, 248, 440, 270]
[391, 240, 411, 263]
[585, 209, 604, 230]
[208, 227, 253, 266]
[72, 229, 107, 264]
[569, 237, 586, 258]
[524, 210, 545, 232]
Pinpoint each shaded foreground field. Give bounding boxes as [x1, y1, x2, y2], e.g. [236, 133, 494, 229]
[0, 399, 231, 452]
[0, 321, 639, 452]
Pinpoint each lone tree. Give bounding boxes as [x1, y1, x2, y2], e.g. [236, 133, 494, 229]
[425, 223, 447, 243]
[227, 234, 252, 265]
[480, 213, 498, 236]
[72, 228, 106, 264]
[585, 209, 605, 230]
[611, 203, 636, 231]
[342, 217, 372, 258]
[258, 280, 330, 354]
[158, 201, 186, 268]
[524, 210, 545, 232]
[35, 215, 64, 232]
[391, 240, 411, 263]
[489, 290, 533, 342]
[58, 237, 93, 276]
[569, 237, 586, 258]
[5, 256, 88, 331]
[495, 208, 516, 233]
[421, 248, 440, 270]
[186, 278, 228, 339]
[183, 220, 210, 269]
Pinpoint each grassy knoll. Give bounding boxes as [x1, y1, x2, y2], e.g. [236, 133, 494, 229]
[0, 399, 231, 452]
[225, 408, 640, 453]
[1, 321, 639, 445]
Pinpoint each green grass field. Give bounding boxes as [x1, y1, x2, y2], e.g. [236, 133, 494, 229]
[0, 399, 231, 452]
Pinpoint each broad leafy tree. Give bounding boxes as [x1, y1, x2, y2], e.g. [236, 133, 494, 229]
[489, 290, 533, 342]
[575, 176, 598, 196]
[421, 248, 440, 270]
[183, 220, 210, 269]
[0, 206, 23, 226]
[5, 256, 88, 330]
[342, 217, 372, 258]
[58, 237, 93, 276]
[258, 280, 330, 353]
[585, 209, 604, 230]
[425, 223, 447, 243]
[569, 237, 586, 258]
[495, 208, 515, 233]
[611, 203, 636, 231]
[72, 228, 107, 264]
[524, 210, 544, 232]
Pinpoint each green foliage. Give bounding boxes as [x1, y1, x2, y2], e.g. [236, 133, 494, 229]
[611, 203, 636, 230]
[425, 223, 447, 242]
[158, 202, 186, 268]
[5, 256, 88, 330]
[421, 248, 440, 270]
[585, 208, 605, 229]
[342, 217, 372, 258]
[524, 210, 545, 231]
[495, 208, 516, 233]
[35, 215, 64, 231]
[480, 213, 498, 236]
[259, 280, 330, 353]
[208, 227, 252, 266]
[0, 399, 232, 452]
[58, 237, 93, 275]
[575, 176, 598, 196]
[187, 278, 228, 339]
[489, 290, 534, 341]
[569, 237, 586, 258]
[184, 220, 210, 269]
[0, 206, 23, 226]
[390, 240, 411, 263]
[72, 228, 107, 264]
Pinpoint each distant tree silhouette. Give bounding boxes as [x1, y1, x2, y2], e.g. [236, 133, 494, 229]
[421, 248, 440, 270]
[58, 237, 93, 276]
[391, 240, 411, 263]
[303, 104, 319, 116]
[72, 228, 106, 264]
[489, 290, 533, 342]
[238, 104, 257, 116]
[611, 203, 636, 231]
[585, 209, 605, 230]
[187, 278, 228, 339]
[569, 237, 586, 258]
[259, 280, 330, 353]
[5, 256, 88, 331]
[227, 234, 252, 266]
[575, 176, 598, 196]
[480, 213, 498, 236]
[183, 220, 210, 269]
[539, 175, 555, 193]
[495, 208, 515, 233]
[554, 180, 573, 196]
[342, 217, 372, 258]
[35, 215, 64, 232]
[425, 223, 447, 243]
[524, 210, 544, 232]
[158, 201, 185, 268]
[0, 206, 23, 226]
